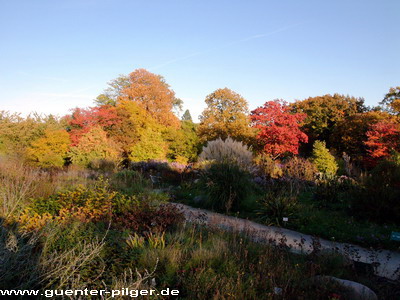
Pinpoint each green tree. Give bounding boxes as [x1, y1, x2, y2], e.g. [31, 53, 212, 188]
[94, 75, 130, 106]
[291, 94, 365, 143]
[198, 88, 254, 142]
[27, 129, 70, 168]
[181, 109, 193, 122]
[129, 128, 168, 162]
[311, 140, 338, 177]
[165, 120, 200, 163]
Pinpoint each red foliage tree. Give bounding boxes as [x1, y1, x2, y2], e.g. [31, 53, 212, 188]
[66, 105, 121, 146]
[364, 120, 400, 160]
[250, 100, 308, 159]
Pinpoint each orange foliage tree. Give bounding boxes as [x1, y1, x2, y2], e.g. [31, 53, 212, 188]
[118, 69, 180, 127]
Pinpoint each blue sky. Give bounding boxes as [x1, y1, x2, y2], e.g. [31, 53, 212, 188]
[0, 0, 399, 121]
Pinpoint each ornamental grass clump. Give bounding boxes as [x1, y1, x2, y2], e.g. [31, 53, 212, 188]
[199, 137, 253, 171]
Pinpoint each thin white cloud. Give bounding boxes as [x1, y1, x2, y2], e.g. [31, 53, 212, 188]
[149, 22, 306, 70]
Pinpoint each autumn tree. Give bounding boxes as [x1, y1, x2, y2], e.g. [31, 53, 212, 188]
[198, 88, 254, 142]
[66, 105, 120, 146]
[330, 111, 396, 163]
[290, 94, 365, 143]
[364, 120, 400, 161]
[27, 129, 70, 168]
[94, 75, 130, 106]
[129, 127, 168, 162]
[95, 69, 180, 127]
[0, 111, 65, 158]
[69, 126, 121, 167]
[380, 86, 400, 115]
[165, 120, 201, 163]
[311, 140, 338, 177]
[250, 100, 308, 159]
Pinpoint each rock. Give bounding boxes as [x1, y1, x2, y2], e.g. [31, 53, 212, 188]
[315, 276, 377, 300]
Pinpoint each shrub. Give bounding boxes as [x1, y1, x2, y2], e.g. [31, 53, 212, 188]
[283, 156, 316, 181]
[314, 176, 358, 208]
[17, 179, 118, 231]
[130, 160, 184, 186]
[311, 141, 338, 177]
[351, 155, 400, 223]
[200, 162, 254, 213]
[113, 202, 184, 233]
[257, 181, 299, 226]
[88, 158, 118, 174]
[199, 137, 253, 171]
[254, 154, 282, 178]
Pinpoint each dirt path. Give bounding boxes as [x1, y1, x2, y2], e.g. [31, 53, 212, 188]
[172, 203, 400, 280]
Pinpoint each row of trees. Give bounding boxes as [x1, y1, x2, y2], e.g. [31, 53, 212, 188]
[0, 68, 398, 169]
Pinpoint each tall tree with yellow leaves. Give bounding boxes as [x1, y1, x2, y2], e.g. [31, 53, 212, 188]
[197, 88, 254, 143]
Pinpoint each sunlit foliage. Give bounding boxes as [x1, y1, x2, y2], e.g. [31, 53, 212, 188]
[198, 88, 254, 143]
[251, 100, 308, 159]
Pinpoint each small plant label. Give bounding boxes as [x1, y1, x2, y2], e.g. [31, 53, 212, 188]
[282, 217, 288, 222]
[390, 231, 400, 241]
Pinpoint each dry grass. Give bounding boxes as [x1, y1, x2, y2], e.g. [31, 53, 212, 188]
[0, 157, 94, 219]
[199, 137, 253, 170]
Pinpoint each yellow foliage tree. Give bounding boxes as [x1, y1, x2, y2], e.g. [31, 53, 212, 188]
[27, 129, 70, 168]
[197, 88, 255, 143]
[115, 101, 168, 161]
[69, 126, 121, 167]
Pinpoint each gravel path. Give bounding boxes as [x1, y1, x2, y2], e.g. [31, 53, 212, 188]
[172, 203, 400, 280]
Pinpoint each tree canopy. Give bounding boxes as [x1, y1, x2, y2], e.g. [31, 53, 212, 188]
[181, 109, 193, 122]
[251, 100, 308, 159]
[291, 94, 365, 143]
[95, 69, 180, 128]
[27, 129, 70, 168]
[365, 120, 400, 161]
[330, 111, 396, 163]
[198, 88, 254, 143]
[380, 86, 400, 115]
[311, 140, 338, 177]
